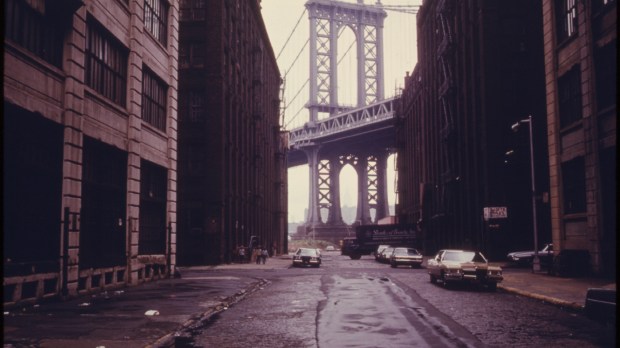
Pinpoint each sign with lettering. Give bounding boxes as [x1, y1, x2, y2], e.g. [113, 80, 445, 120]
[483, 207, 508, 220]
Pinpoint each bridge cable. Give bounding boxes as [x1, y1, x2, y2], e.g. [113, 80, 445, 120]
[276, 8, 308, 61]
[286, 104, 310, 129]
[283, 13, 372, 129]
[284, 81, 309, 128]
[283, 38, 310, 79]
[284, 27, 357, 129]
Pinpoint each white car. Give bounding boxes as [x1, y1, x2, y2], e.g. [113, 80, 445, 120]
[427, 249, 503, 291]
[325, 246, 335, 251]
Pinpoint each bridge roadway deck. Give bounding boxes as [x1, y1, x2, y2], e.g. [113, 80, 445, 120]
[287, 119, 395, 168]
[286, 97, 397, 167]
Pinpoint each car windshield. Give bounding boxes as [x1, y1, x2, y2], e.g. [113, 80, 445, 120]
[297, 249, 318, 256]
[382, 248, 394, 255]
[394, 248, 419, 256]
[442, 251, 477, 262]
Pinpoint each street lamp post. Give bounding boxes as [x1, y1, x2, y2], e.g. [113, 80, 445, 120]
[512, 115, 540, 272]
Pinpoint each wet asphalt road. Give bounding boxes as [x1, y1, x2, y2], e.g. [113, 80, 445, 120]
[187, 252, 615, 348]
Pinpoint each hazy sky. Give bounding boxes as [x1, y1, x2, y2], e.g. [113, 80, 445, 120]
[260, 0, 420, 222]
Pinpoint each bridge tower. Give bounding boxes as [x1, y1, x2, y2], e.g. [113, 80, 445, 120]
[298, 0, 391, 243]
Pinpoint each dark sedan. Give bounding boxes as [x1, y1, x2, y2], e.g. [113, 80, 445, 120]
[292, 248, 322, 268]
[389, 247, 423, 268]
[507, 243, 553, 266]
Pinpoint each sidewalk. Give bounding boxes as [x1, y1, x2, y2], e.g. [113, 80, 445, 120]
[2, 257, 293, 348]
[3, 255, 615, 347]
[497, 264, 616, 311]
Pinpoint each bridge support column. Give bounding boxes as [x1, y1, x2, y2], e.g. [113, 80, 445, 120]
[327, 156, 344, 224]
[356, 155, 372, 224]
[374, 152, 390, 221]
[304, 146, 322, 227]
[329, 14, 338, 110]
[356, 23, 366, 107]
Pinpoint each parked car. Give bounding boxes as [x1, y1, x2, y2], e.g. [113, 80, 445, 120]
[389, 247, 423, 268]
[375, 244, 391, 261]
[427, 249, 503, 291]
[377, 246, 395, 263]
[325, 245, 335, 251]
[506, 243, 553, 266]
[292, 248, 322, 268]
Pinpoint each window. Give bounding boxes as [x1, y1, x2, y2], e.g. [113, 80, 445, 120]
[188, 145, 206, 174]
[4, 0, 64, 67]
[179, 42, 206, 68]
[593, 0, 616, 13]
[139, 160, 168, 255]
[558, 65, 582, 128]
[556, 0, 578, 42]
[561, 157, 586, 215]
[189, 91, 205, 122]
[179, 44, 189, 68]
[179, 90, 205, 123]
[86, 18, 128, 107]
[144, 0, 169, 45]
[594, 43, 617, 110]
[4, 106, 63, 267]
[81, 137, 128, 268]
[180, 0, 206, 21]
[142, 68, 168, 131]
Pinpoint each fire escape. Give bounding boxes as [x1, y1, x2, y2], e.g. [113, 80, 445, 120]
[435, 0, 456, 220]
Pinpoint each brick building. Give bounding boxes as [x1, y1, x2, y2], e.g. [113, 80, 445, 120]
[541, 0, 616, 277]
[176, 0, 287, 265]
[395, 0, 550, 259]
[4, 0, 179, 305]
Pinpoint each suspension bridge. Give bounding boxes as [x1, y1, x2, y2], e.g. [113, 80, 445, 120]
[267, 0, 419, 242]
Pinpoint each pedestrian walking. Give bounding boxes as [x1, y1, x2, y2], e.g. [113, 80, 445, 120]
[261, 248, 269, 264]
[254, 246, 262, 264]
[238, 245, 246, 263]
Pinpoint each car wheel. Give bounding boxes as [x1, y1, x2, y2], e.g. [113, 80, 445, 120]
[429, 274, 437, 284]
[390, 263, 396, 268]
[440, 272, 450, 288]
[487, 282, 497, 292]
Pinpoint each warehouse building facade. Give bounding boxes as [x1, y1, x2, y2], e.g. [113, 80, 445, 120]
[4, 0, 179, 305]
[541, 0, 616, 276]
[395, 0, 550, 259]
[176, 0, 287, 265]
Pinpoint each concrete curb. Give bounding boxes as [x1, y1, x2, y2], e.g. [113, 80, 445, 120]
[147, 278, 270, 348]
[498, 284, 583, 312]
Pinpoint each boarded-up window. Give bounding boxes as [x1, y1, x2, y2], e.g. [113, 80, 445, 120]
[139, 160, 168, 254]
[561, 157, 586, 215]
[81, 137, 128, 268]
[558, 65, 582, 128]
